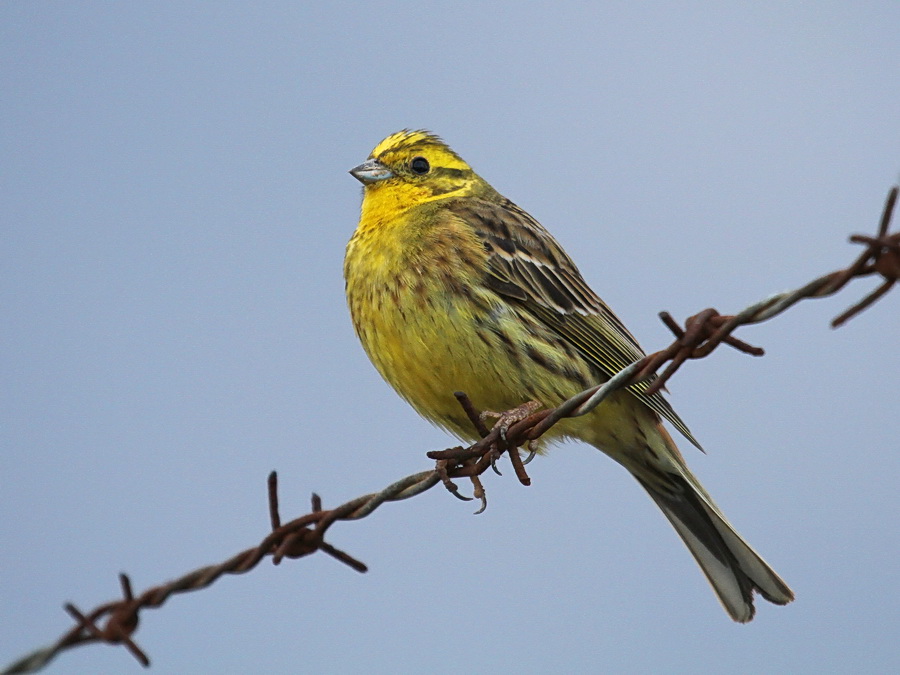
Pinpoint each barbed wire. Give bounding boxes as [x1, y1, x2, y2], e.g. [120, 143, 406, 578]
[3, 186, 897, 674]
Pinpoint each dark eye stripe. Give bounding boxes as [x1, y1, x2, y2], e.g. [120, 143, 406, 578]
[435, 167, 466, 179]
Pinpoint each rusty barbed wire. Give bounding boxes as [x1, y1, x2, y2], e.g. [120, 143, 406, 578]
[3, 185, 897, 674]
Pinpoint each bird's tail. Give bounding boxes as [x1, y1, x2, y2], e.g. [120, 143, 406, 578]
[634, 465, 794, 622]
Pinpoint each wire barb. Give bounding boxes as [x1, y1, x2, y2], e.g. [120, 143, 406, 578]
[4, 185, 898, 675]
[831, 186, 899, 326]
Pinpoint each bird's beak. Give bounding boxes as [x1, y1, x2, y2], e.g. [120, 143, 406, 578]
[349, 158, 393, 184]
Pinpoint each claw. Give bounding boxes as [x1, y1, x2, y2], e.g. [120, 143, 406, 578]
[521, 442, 536, 465]
[490, 449, 503, 476]
[473, 494, 488, 515]
[448, 486, 473, 502]
[470, 475, 487, 515]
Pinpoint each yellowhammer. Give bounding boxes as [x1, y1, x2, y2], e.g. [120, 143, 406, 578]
[344, 129, 793, 622]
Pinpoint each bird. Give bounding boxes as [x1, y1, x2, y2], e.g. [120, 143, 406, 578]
[344, 129, 794, 622]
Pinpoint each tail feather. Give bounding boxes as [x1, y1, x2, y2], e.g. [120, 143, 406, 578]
[636, 472, 794, 622]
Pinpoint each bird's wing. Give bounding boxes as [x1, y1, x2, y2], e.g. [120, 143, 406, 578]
[449, 196, 702, 451]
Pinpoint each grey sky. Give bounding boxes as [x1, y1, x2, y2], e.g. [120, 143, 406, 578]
[3, 3, 899, 673]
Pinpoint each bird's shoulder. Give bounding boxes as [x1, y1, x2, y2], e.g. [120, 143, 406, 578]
[444, 195, 644, 351]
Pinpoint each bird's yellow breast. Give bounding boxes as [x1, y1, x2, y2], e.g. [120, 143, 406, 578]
[345, 201, 528, 437]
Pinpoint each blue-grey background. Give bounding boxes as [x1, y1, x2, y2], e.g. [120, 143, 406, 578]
[3, 3, 899, 673]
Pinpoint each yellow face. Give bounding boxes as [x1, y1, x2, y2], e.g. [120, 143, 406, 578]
[349, 130, 481, 206]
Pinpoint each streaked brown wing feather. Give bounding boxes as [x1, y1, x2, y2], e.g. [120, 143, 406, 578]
[448, 197, 702, 451]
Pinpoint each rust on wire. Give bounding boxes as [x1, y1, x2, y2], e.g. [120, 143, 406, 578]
[3, 185, 898, 675]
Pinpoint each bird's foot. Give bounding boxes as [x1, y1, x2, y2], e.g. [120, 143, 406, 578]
[481, 400, 542, 487]
[480, 400, 543, 445]
[434, 456, 489, 514]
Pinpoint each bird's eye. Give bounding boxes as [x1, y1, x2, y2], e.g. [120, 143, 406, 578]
[409, 156, 430, 175]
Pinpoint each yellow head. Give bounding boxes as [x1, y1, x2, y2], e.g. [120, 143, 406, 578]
[349, 130, 491, 215]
